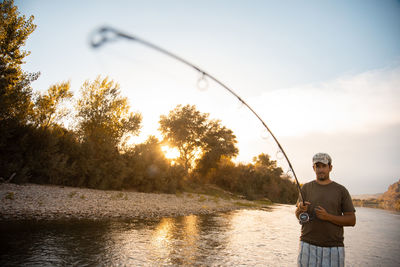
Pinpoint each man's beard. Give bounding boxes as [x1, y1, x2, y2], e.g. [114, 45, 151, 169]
[317, 174, 328, 181]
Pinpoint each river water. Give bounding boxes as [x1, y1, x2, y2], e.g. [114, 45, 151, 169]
[0, 205, 399, 266]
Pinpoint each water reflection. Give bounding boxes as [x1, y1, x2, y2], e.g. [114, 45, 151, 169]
[102, 215, 204, 265]
[148, 214, 224, 265]
[152, 217, 176, 262]
[181, 215, 200, 264]
[1, 206, 399, 266]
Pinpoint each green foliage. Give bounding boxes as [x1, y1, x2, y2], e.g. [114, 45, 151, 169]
[0, 0, 39, 123]
[212, 196, 219, 203]
[110, 192, 127, 200]
[0, 3, 298, 203]
[159, 104, 208, 173]
[195, 120, 238, 177]
[183, 181, 236, 200]
[206, 154, 298, 203]
[0, 120, 79, 184]
[32, 81, 73, 128]
[122, 136, 185, 193]
[234, 201, 257, 207]
[0, 80, 183, 194]
[159, 104, 238, 177]
[255, 198, 273, 206]
[198, 195, 207, 202]
[68, 191, 77, 198]
[75, 76, 142, 148]
[5, 191, 15, 200]
[72, 138, 135, 190]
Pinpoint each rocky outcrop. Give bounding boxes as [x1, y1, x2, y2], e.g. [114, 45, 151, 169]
[379, 179, 400, 211]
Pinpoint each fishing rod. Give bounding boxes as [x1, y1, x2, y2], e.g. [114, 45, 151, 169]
[90, 26, 309, 224]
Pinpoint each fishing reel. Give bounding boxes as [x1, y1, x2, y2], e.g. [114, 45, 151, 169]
[299, 212, 310, 225]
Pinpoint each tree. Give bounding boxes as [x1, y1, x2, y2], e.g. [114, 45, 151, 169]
[253, 153, 283, 177]
[73, 77, 142, 189]
[196, 119, 238, 175]
[32, 81, 73, 128]
[123, 136, 185, 193]
[159, 104, 238, 176]
[75, 76, 142, 148]
[0, 0, 38, 123]
[159, 104, 208, 174]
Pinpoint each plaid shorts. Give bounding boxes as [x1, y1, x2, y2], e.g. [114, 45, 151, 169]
[298, 241, 345, 267]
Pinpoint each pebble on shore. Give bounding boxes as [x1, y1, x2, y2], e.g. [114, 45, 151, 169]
[0, 183, 255, 221]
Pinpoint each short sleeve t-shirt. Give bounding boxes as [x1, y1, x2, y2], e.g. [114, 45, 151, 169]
[299, 180, 355, 247]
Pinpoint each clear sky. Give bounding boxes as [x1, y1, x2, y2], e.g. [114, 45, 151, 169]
[16, 0, 400, 195]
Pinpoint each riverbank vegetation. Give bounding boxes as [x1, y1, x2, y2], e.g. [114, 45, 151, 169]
[0, 0, 298, 204]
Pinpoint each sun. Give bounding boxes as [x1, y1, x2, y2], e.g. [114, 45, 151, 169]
[161, 145, 180, 159]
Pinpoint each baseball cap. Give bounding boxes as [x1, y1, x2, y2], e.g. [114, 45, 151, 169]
[312, 153, 332, 165]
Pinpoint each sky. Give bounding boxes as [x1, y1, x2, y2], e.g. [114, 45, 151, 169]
[16, 0, 400, 195]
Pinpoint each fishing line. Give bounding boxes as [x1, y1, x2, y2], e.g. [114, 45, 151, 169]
[89, 26, 308, 223]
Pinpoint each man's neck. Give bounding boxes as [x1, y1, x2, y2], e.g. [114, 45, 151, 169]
[315, 178, 332, 185]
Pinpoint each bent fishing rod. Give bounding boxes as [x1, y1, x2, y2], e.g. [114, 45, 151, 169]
[90, 26, 308, 222]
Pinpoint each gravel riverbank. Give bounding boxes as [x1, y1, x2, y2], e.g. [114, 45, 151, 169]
[0, 183, 255, 220]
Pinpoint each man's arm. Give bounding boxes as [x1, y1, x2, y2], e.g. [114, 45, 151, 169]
[315, 206, 356, 226]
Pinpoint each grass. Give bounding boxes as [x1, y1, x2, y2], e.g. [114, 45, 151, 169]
[182, 183, 274, 209]
[110, 192, 128, 200]
[182, 183, 240, 200]
[255, 198, 273, 206]
[234, 201, 258, 208]
[198, 195, 207, 202]
[5, 191, 15, 200]
[212, 196, 220, 203]
[234, 197, 275, 208]
[68, 191, 77, 198]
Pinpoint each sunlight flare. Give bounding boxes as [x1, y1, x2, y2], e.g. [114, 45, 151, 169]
[162, 145, 180, 159]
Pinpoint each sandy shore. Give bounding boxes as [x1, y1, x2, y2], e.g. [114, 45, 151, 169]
[0, 183, 256, 220]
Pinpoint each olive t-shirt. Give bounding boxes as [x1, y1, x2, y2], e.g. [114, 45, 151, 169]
[299, 180, 355, 247]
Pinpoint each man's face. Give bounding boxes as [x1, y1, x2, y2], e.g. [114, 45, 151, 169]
[313, 162, 332, 181]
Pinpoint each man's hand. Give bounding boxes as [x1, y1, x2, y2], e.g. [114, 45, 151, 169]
[298, 201, 311, 212]
[295, 201, 311, 219]
[315, 206, 356, 226]
[315, 206, 330, 220]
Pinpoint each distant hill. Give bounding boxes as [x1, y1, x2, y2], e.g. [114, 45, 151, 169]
[352, 193, 382, 200]
[352, 179, 400, 211]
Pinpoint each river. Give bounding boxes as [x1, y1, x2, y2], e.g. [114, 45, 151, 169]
[0, 205, 399, 266]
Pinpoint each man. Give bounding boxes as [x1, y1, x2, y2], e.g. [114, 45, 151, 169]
[295, 153, 356, 267]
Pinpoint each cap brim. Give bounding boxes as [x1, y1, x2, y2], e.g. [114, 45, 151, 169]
[313, 160, 329, 165]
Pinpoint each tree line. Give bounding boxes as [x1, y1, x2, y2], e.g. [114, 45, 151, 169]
[0, 0, 297, 203]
